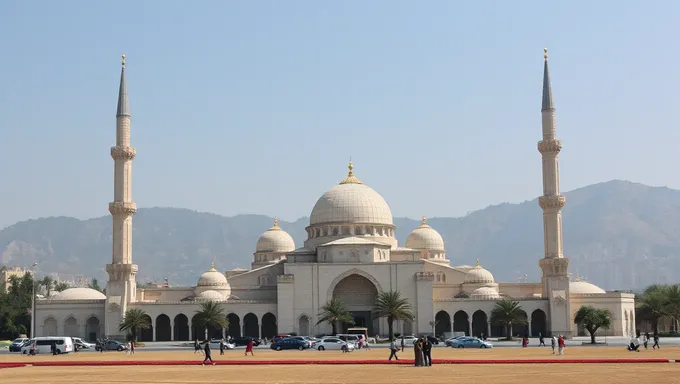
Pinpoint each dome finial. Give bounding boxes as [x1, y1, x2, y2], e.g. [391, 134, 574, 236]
[270, 217, 281, 230]
[339, 159, 363, 184]
[122, 53, 126, 67]
[422, 216, 427, 225]
[543, 47, 548, 60]
[475, 257, 480, 267]
[209, 260, 216, 272]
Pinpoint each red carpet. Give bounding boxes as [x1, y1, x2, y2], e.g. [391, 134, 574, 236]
[0, 358, 677, 368]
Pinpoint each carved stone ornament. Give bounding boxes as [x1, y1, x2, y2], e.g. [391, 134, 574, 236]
[552, 290, 567, 304]
[349, 248, 359, 261]
[537, 139, 562, 154]
[538, 195, 566, 210]
[109, 201, 137, 216]
[277, 274, 294, 283]
[416, 272, 435, 281]
[110, 145, 137, 161]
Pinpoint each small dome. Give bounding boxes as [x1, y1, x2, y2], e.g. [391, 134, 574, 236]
[470, 286, 500, 300]
[464, 260, 495, 284]
[309, 162, 393, 226]
[256, 218, 296, 253]
[197, 262, 229, 287]
[51, 287, 106, 301]
[195, 290, 224, 301]
[405, 217, 445, 250]
[570, 280, 606, 294]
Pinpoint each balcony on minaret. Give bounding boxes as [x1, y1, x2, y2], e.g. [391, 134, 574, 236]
[111, 145, 136, 161]
[109, 201, 137, 216]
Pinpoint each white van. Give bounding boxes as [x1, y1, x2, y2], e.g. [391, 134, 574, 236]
[21, 337, 74, 354]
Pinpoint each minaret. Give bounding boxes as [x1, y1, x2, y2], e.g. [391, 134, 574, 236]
[105, 53, 138, 338]
[537, 48, 572, 337]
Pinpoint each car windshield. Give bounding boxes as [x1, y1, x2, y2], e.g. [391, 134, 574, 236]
[12, 338, 25, 343]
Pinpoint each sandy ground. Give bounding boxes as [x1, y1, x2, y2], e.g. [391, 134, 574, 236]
[2, 347, 680, 383]
[2, 346, 680, 362]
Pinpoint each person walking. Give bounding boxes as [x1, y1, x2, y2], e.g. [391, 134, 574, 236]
[653, 333, 660, 349]
[422, 337, 432, 366]
[400, 336, 405, 352]
[388, 339, 399, 361]
[219, 339, 225, 355]
[551, 335, 557, 354]
[644, 332, 650, 349]
[557, 335, 565, 355]
[538, 333, 546, 346]
[126, 342, 130, 355]
[130, 341, 135, 355]
[202, 341, 215, 366]
[194, 339, 201, 354]
[245, 339, 255, 356]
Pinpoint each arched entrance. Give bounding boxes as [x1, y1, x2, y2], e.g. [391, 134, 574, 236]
[174, 314, 189, 341]
[332, 273, 379, 336]
[261, 313, 277, 339]
[513, 310, 529, 338]
[139, 315, 153, 342]
[191, 314, 202, 341]
[155, 314, 171, 341]
[531, 309, 547, 337]
[227, 313, 241, 339]
[85, 317, 100, 341]
[453, 311, 469, 336]
[299, 315, 310, 336]
[471, 310, 488, 338]
[434, 311, 451, 337]
[64, 316, 79, 337]
[43, 317, 57, 336]
[244, 313, 259, 338]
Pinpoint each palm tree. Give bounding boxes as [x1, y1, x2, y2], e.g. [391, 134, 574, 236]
[636, 285, 670, 334]
[88, 278, 103, 292]
[119, 308, 151, 341]
[490, 300, 527, 340]
[574, 305, 612, 344]
[193, 301, 228, 340]
[39, 276, 54, 297]
[373, 290, 415, 341]
[53, 282, 70, 292]
[316, 298, 354, 335]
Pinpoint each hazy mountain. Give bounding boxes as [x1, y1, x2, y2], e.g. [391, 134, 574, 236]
[2, 180, 679, 291]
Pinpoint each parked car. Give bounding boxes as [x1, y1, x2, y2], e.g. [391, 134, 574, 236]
[71, 337, 95, 349]
[271, 334, 290, 343]
[231, 336, 261, 347]
[290, 336, 315, 348]
[425, 336, 439, 345]
[270, 338, 309, 351]
[315, 337, 354, 352]
[399, 336, 418, 346]
[450, 337, 493, 349]
[445, 335, 472, 347]
[9, 338, 30, 352]
[209, 339, 235, 349]
[95, 340, 127, 351]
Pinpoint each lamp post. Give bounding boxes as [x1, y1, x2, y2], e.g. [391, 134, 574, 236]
[30, 262, 38, 338]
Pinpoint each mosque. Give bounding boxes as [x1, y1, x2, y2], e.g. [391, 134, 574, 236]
[34, 50, 636, 342]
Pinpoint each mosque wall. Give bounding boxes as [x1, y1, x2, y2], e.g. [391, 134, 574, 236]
[569, 292, 636, 337]
[497, 283, 543, 299]
[35, 300, 105, 339]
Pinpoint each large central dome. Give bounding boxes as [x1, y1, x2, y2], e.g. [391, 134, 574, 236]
[309, 162, 393, 226]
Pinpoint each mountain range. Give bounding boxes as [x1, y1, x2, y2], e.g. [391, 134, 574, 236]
[1, 180, 679, 291]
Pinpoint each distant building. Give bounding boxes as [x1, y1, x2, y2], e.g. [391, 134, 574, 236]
[35, 50, 635, 342]
[1, 267, 28, 291]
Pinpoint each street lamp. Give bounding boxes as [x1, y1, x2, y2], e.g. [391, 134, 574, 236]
[30, 262, 38, 338]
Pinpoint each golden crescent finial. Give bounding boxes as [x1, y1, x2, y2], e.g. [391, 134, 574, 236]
[543, 48, 548, 60]
[122, 53, 126, 67]
[422, 216, 427, 225]
[209, 259, 216, 271]
[273, 217, 279, 227]
[475, 257, 480, 267]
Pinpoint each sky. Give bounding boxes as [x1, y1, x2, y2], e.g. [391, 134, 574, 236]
[0, 0, 678, 229]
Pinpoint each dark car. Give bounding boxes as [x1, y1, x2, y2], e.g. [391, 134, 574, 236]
[270, 338, 308, 351]
[426, 336, 439, 345]
[271, 334, 290, 343]
[9, 338, 30, 352]
[231, 336, 261, 347]
[95, 340, 127, 351]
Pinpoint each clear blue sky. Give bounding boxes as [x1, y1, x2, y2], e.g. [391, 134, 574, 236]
[0, 0, 678, 229]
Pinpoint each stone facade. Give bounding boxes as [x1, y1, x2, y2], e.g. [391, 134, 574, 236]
[33, 51, 635, 342]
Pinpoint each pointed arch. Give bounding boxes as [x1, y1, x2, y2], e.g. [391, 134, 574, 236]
[63, 315, 79, 337]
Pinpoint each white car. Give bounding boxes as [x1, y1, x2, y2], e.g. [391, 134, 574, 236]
[400, 336, 418, 346]
[209, 339, 235, 350]
[315, 337, 355, 352]
[72, 337, 95, 349]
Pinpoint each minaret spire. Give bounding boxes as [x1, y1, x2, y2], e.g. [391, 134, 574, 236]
[537, 48, 572, 337]
[106, 53, 138, 338]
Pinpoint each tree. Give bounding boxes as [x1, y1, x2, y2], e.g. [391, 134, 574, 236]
[636, 285, 670, 334]
[119, 308, 151, 341]
[193, 301, 228, 340]
[490, 300, 528, 340]
[39, 276, 54, 297]
[574, 305, 612, 344]
[88, 278, 103, 292]
[373, 290, 415, 341]
[316, 298, 354, 335]
[54, 282, 70, 292]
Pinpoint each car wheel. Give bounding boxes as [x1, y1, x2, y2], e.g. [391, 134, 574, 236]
[298, 346, 304, 351]
[23, 350, 27, 355]
[56, 349, 61, 355]
[318, 346, 325, 351]
[276, 346, 282, 351]
[341, 346, 347, 352]
[457, 345, 464, 349]
[118, 347, 123, 351]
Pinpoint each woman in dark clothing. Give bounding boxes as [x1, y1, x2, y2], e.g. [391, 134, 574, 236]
[202, 342, 215, 366]
[414, 339, 424, 366]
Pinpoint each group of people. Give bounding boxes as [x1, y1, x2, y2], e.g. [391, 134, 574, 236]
[193, 337, 256, 366]
[388, 337, 433, 366]
[628, 332, 660, 352]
